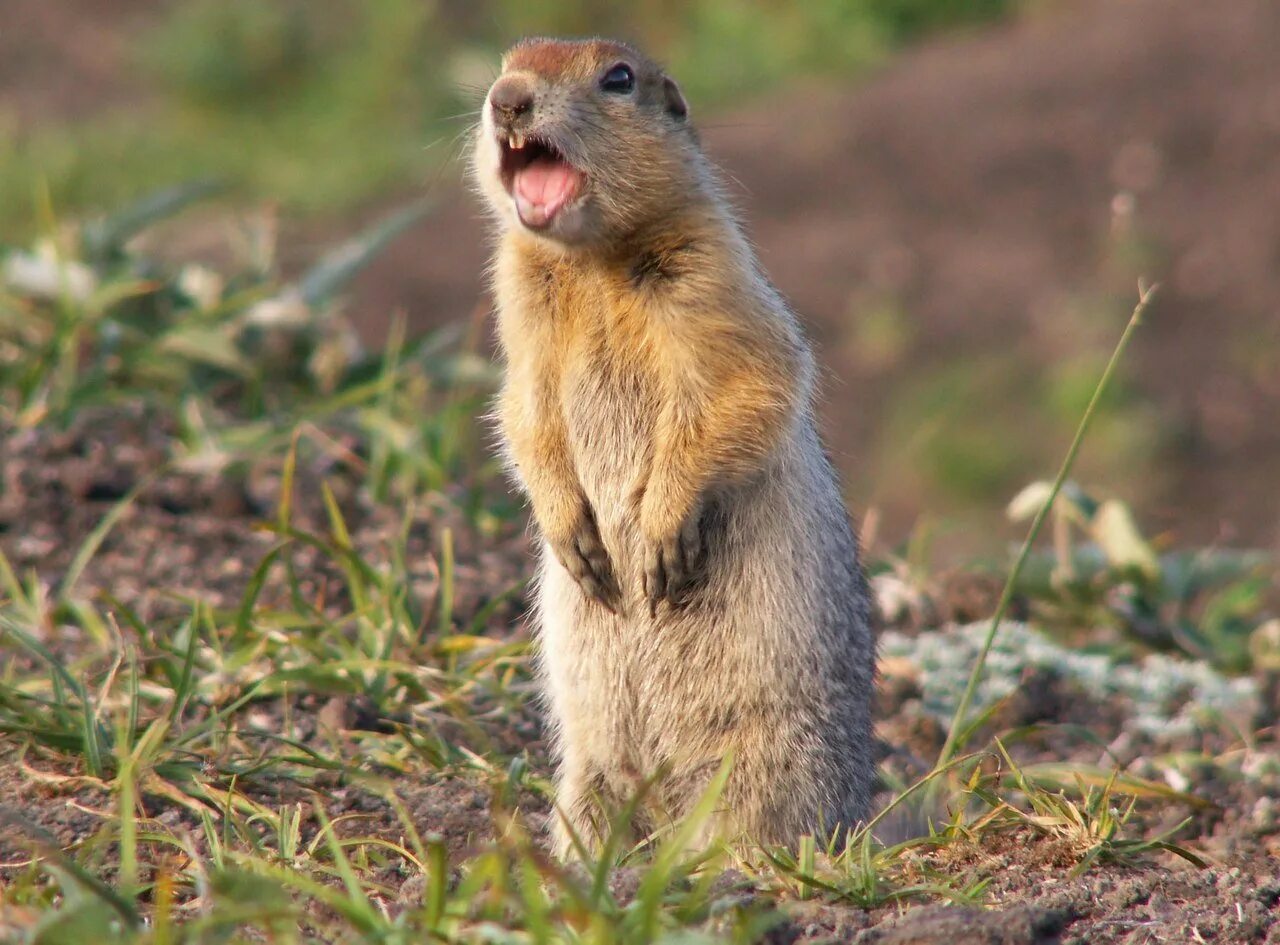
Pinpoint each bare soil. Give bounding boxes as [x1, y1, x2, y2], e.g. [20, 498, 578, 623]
[5, 0, 1280, 939]
[3, 412, 1278, 942]
[0, 0, 154, 125]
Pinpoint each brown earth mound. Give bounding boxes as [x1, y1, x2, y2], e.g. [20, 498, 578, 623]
[349, 0, 1280, 555]
[0, 0, 153, 124]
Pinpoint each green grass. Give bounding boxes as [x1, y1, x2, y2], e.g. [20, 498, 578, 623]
[0, 185, 497, 510]
[935, 284, 1157, 764]
[0, 0, 1023, 238]
[0, 542, 1207, 943]
[2, 192, 1268, 943]
[0, 0, 446, 235]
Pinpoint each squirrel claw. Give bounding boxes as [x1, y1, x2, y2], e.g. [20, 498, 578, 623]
[643, 510, 707, 615]
[551, 505, 622, 614]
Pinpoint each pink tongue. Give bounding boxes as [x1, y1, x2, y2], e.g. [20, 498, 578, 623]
[515, 156, 580, 225]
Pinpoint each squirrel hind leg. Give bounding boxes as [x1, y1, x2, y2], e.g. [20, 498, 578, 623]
[551, 760, 670, 860]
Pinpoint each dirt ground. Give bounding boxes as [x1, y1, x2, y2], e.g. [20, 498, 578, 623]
[3, 411, 1279, 943]
[4, 0, 1280, 940]
[0, 0, 154, 124]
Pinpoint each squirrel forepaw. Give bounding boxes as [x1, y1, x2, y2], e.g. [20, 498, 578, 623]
[642, 509, 708, 616]
[549, 504, 622, 614]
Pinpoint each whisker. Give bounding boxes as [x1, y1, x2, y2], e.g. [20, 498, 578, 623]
[437, 108, 484, 124]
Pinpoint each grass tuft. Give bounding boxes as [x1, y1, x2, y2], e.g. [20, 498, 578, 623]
[1, 195, 1271, 942]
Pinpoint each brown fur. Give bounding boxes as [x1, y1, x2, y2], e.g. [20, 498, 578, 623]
[472, 38, 876, 856]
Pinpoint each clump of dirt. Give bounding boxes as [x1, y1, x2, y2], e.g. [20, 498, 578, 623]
[845, 903, 1068, 945]
[0, 763, 113, 862]
[983, 854, 1280, 945]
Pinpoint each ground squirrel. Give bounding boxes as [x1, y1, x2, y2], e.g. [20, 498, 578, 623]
[473, 37, 876, 854]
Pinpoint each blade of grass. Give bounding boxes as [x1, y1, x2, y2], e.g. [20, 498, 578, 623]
[0, 808, 140, 929]
[278, 428, 300, 531]
[80, 179, 223, 258]
[117, 733, 139, 897]
[60, 468, 164, 602]
[297, 201, 434, 309]
[436, 527, 455, 640]
[936, 283, 1157, 766]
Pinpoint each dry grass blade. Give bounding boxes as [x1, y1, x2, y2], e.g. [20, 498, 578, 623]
[936, 282, 1158, 767]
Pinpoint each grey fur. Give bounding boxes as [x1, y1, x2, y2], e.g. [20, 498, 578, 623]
[536, 401, 876, 852]
[474, 38, 877, 856]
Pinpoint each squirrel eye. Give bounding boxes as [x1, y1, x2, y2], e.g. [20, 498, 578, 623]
[599, 63, 635, 94]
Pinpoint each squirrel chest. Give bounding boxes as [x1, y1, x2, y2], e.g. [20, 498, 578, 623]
[496, 243, 672, 532]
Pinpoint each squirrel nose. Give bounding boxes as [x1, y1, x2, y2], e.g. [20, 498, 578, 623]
[489, 76, 535, 128]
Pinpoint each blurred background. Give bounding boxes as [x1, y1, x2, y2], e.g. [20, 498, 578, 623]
[4, 0, 1278, 560]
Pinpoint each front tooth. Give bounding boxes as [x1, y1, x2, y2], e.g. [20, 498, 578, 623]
[513, 132, 524, 149]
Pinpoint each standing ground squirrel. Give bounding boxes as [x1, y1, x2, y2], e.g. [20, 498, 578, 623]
[473, 37, 876, 855]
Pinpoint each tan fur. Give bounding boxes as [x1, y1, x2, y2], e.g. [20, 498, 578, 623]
[473, 38, 876, 855]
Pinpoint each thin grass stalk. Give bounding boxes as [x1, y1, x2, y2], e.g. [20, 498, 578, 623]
[936, 283, 1157, 766]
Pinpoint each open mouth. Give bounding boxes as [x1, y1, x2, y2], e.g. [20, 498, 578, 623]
[498, 132, 586, 229]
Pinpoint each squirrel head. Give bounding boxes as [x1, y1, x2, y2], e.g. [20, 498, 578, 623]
[474, 37, 697, 247]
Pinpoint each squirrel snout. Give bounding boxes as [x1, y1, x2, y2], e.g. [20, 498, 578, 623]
[489, 76, 535, 129]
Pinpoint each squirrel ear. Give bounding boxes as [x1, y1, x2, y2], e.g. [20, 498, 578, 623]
[662, 76, 689, 121]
